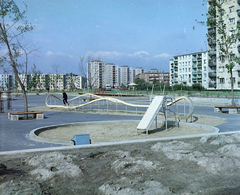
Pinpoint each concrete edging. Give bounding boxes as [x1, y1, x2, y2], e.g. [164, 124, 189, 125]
[28, 120, 219, 146]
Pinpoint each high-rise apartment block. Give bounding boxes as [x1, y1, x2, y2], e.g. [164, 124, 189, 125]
[207, 0, 240, 89]
[104, 63, 119, 88]
[87, 60, 167, 88]
[118, 65, 133, 87]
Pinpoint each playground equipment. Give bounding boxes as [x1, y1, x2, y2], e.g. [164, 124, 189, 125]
[45, 93, 194, 134]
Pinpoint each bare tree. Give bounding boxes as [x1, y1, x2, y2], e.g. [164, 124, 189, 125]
[51, 63, 62, 91]
[0, 0, 35, 115]
[78, 54, 105, 90]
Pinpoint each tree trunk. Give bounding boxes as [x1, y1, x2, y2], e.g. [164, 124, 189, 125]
[3, 27, 28, 117]
[230, 70, 235, 107]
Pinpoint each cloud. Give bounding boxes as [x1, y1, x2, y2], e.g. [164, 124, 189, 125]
[86, 50, 150, 60]
[45, 51, 73, 58]
[45, 51, 54, 56]
[133, 51, 149, 56]
[154, 53, 171, 58]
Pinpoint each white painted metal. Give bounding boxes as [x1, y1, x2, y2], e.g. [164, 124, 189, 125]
[136, 96, 164, 134]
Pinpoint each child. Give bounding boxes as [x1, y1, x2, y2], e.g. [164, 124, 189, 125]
[62, 90, 69, 106]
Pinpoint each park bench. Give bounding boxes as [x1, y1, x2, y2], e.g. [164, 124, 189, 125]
[214, 106, 240, 114]
[8, 111, 44, 120]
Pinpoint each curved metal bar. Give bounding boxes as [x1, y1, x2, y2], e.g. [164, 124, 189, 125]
[45, 93, 194, 120]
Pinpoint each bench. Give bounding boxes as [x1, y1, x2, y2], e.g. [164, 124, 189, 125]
[214, 106, 240, 114]
[8, 111, 44, 120]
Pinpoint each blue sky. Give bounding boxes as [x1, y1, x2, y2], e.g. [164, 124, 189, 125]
[2, 0, 207, 75]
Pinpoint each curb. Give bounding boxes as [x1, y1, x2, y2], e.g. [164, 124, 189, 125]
[28, 120, 219, 145]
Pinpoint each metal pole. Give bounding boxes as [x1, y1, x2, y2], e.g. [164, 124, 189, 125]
[184, 99, 186, 116]
[7, 91, 12, 110]
[155, 115, 157, 131]
[116, 101, 117, 114]
[166, 111, 168, 131]
[136, 107, 137, 114]
[0, 92, 3, 113]
[126, 105, 127, 113]
[107, 99, 108, 113]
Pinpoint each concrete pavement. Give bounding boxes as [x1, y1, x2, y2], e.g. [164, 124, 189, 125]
[0, 94, 239, 152]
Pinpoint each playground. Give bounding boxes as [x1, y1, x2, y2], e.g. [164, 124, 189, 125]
[0, 93, 240, 194]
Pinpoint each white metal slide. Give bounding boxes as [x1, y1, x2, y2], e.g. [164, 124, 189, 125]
[136, 96, 164, 134]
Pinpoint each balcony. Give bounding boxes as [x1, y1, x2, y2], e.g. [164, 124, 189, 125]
[209, 72, 216, 77]
[209, 61, 216, 67]
[208, 39, 216, 45]
[238, 10, 240, 17]
[209, 83, 216, 88]
[208, 28, 216, 34]
[208, 50, 216, 55]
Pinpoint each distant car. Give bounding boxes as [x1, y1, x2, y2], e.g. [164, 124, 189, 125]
[105, 84, 111, 91]
[1, 93, 17, 100]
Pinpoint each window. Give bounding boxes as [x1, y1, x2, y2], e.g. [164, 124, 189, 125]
[220, 55, 225, 61]
[229, 54, 235, 60]
[229, 6, 234, 13]
[229, 18, 235, 25]
[219, 67, 224, 73]
[220, 78, 225, 84]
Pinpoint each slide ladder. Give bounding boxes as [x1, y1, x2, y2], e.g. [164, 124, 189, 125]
[136, 96, 164, 134]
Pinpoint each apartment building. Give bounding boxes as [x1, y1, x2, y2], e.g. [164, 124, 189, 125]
[119, 65, 133, 87]
[0, 74, 14, 90]
[136, 69, 170, 84]
[133, 67, 146, 81]
[169, 52, 208, 88]
[104, 63, 119, 88]
[207, 0, 240, 89]
[87, 60, 105, 88]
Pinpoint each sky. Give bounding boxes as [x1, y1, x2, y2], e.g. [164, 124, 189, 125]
[1, 0, 207, 75]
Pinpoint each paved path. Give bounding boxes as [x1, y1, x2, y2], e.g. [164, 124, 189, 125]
[0, 94, 239, 152]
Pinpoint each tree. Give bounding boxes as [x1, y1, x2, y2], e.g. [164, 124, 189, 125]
[66, 73, 77, 91]
[197, 0, 239, 107]
[79, 55, 104, 90]
[0, 0, 35, 114]
[28, 64, 42, 91]
[135, 78, 147, 90]
[50, 63, 62, 91]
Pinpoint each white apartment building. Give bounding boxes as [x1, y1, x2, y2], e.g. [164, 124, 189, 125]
[65, 74, 83, 90]
[119, 65, 133, 87]
[1, 73, 84, 91]
[207, 0, 240, 89]
[169, 51, 208, 88]
[0, 74, 14, 90]
[104, 63, 119, 88]
[87, 60, 105, 88]
[133, 67, 146, 82]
